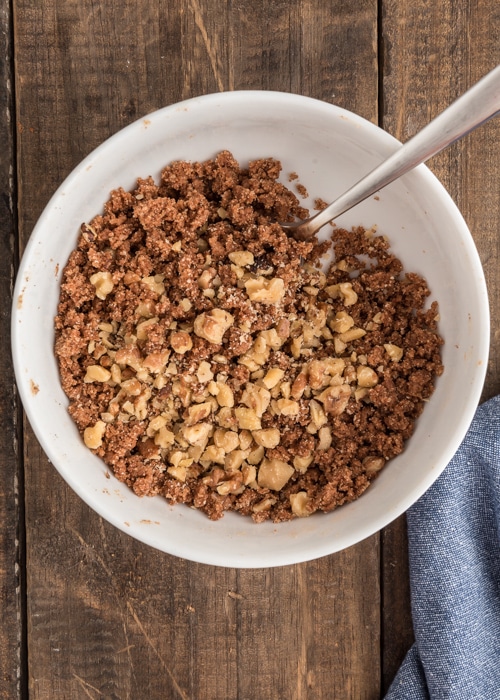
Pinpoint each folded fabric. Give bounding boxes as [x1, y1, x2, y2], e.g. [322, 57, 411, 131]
[385, 395, 500, 700]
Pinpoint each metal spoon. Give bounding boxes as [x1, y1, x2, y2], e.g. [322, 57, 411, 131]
[283, 64, 500, 241]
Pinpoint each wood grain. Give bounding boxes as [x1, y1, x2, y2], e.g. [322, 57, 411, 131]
[381, 517, 413, 693]
[0, 1, 25, 698]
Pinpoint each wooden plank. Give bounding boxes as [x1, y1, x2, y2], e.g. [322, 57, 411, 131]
[0, 0, 25, 698]
[381, 517, 413, 693]
[15, 1, 383, 698]
[380, 0, 500, 399]
[380, 0, 500, 691]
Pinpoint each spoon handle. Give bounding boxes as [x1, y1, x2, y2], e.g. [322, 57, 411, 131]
[296, 64, 500, 239]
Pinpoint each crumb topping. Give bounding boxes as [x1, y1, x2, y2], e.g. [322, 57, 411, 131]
[55, 151, 444, 522]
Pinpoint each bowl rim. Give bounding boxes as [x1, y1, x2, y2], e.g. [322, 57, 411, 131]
[12, 90, 490, 567]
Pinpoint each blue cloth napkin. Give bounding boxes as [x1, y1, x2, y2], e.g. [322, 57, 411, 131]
[386, 395, 500, 700]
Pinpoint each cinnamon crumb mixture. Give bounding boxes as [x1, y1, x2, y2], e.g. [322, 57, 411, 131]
[55, 151, 444, 522]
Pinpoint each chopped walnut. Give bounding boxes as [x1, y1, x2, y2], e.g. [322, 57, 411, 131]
[257, 458, 294, 491]
[384, 343, 404, 362]
[356, 366, 379, 388]
[194, 309, 235, 344]
[83, 421, 106, 449]
[170, 331, 193, 354]
[316, 384, 351, 416]
[252, 428, 281, 448]
[261, 367, 285, 389]
[228, 250, 254, 267]
[244, 276, 285, 304]
[338, 282, 358, 306]
[240, 383, 271, 417]
[84, 365, 112, 383]
[234, 407, 261, 431]
[90, 271, 114, 300]
[290, 491, 312, 517]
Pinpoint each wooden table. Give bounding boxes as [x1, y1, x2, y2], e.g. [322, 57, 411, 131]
[2, 1, 499, 698]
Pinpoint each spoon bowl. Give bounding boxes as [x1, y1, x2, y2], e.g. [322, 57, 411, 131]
[283, 64, 500, 240]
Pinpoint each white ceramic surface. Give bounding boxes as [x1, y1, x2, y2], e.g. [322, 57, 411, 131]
[12, 91, 490, 568]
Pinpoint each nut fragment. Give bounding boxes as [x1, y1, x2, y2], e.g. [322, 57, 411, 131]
[141, 275, 165, 295]
[84, 365, 111, 383]
[252, 428, 281, 449]
[363, 456, 386, 474]
[201, 444, 226, 465]
[329, 311, 354, 334]
[309, 399, 327, 429]
[338, 327, 366, 342]
[115, 345, 142, 370]
[317, 425, 332, 450]
[143, 350, 170, 373]
[214, 382, 234, 408]
[83, 421, 106, 449]
[155, 427, 175, 448]
[213, 428, 240, 453]
[244, 276, 285, 304]
[261, 367, 285, 389]
[338, 282, 358, 306]
[293, 454, 313, 473]
[274, 398, 300, 416]
[216, 407, 237, 429]
[228, 250, 254, 266]
[185, 401, 213, 425]
[257, 458, 294, 491]
[217, 475, 245, 496]
[356, 366, 379, 388]
[290, 372, 307, 399]
[384, 343, 404, 362]
[224, 450, 248, 472]
[196, 360, 214, 383]
[90, 271, 114, 300]
[242, 464, 257, 485]
[170, 331, 193, 354]
[290, 491, 312, 517]
[317, 384, 351, 416]
[183, 422, 212, 447]
[167, 465, 187, 482]
[194, 309, 234, 344]
[246, 445, 265, 465]
[252, 497, 277, 514]
[240, 383, 271, 417]
[121, 378, 142, 395]
[234, 407, 261, 431]
[146, 415, 167, 437]
[198, 268, 216, 289]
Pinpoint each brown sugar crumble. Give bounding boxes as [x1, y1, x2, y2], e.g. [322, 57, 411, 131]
[54, 151, 444, 523]
[296, 183, 309, 198]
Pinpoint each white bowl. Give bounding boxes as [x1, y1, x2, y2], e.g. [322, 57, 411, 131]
[12, 91, 489, 568]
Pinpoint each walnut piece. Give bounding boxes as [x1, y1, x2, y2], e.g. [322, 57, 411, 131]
[83, 421, 106, 449]
[290, 491, 312, 517]
[194, 309, 235, 344]
[244, 276, 285, 304]
[90, 271, 113, 300]
[252, 428, 281, 448]
[170, 331, 193, 354]
[257, 458, 294, 491]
